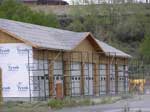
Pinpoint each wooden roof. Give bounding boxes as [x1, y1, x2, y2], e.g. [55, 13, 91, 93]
[0, 19, 131, 58]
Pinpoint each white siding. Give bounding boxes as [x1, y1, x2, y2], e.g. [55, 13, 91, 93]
[0, 43, 32, 98]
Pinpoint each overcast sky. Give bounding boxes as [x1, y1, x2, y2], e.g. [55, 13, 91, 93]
[64, 0, 146, 5]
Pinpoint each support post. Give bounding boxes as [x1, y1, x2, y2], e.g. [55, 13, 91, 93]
[80, 62, 85, 96]
[106, 64, 110, 95]
[63, 61, 70, 96]
[115, 64, 118, 94]
[93, 63, 99, 96]
[123, 59, 126, 93]
[49, 60, 54, 97]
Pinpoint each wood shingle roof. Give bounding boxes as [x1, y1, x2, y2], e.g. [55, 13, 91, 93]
[0, 19, 131, 58]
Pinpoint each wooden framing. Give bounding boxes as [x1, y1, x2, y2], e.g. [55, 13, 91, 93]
[73, 34, 102, 52]
[33, 50, 128, 66]
[0, 30, 22, 43]
[73, 37, 97, 52]
[0, 29, 39, 47]
[80, 62, 85, 95]
[93, 63, 99, 96]
[48, 60, 54, 97]
[106, 64, 110, 95]
[63, 61, 70, 96]
[0, 28, 130, 98]
[115, 64, 118, 94]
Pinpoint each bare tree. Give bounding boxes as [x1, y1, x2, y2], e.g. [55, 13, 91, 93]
[146, 0, 149, 3]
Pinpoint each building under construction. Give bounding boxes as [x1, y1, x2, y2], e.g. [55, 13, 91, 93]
[0, 19, 131, 101]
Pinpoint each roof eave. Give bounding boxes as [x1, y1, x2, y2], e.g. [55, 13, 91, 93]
[0, 28, 39, 48]
[106, 54, 132, 58]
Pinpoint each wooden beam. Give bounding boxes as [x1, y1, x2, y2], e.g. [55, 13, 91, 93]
[63, 61, 70, 96]
[72, 33, 103, 52]
[49, 60, 54, 97]
[93, 63, 99, 96]
[0, 30, 22, 43]
[0, 28, 39, 48]
[115, 64, 118, 94]
[106, 64, 110, 95]
[80, 62, 85, 96]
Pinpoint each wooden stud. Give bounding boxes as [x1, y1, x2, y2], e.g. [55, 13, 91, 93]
[33, 50, 129, 65]
[106, 64, 110, 95]
[49, 60, 54, 97]
[73, 37, 96, 52]
[80, 62, 85, 96]
[63, 61, 70, 96]
[72, 33, 103, 52]
[93, 63, 99, 96]
[115, 64, 118, 94]
[0, 68, 2, 102]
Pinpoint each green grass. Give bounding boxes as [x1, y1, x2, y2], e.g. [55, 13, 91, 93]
[48, 98, 91, 109]
[1, 101, 50, 112]
[121, 93, 133, 100]
[0, 95, 132, 111]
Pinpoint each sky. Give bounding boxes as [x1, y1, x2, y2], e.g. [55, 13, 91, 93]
[64, 0, 146, 5]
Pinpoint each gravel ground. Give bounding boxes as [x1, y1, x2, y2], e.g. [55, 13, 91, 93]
[1, 95, 150, 112]
[54, 95, 150, 112]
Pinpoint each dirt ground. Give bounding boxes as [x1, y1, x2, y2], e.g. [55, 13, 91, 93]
[1, 95, 150, 112]
[55, 95, 150, 112]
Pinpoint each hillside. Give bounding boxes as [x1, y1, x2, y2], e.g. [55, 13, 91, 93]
[29, 4, 150, 57]
[0, 0, 150, 58]
[29, 4, 150, 15]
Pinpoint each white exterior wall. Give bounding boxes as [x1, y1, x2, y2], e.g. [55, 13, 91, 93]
[0, 43, 33, 99]
[0, 43, 50, 100]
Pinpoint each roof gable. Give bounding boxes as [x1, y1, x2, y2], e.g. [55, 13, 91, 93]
[72, 33, 103, 52]
[0, 30, 22, 43]
[95, 39, 131, 58]
[0, 19, 88, 50]
[0, 19, 131, 58]
[0, 28, 38, 47]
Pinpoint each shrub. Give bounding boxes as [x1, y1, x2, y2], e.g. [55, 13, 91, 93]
[48, 99, 64, 109]
[100, 97, 113, 104]
[47, 98, 92, 109]
[0, 0, 60, 28]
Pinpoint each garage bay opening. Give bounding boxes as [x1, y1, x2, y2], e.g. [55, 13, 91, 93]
[27, 50, 129, 101]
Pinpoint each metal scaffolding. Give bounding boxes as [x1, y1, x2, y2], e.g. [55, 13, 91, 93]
[27, 49, 129, 101]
